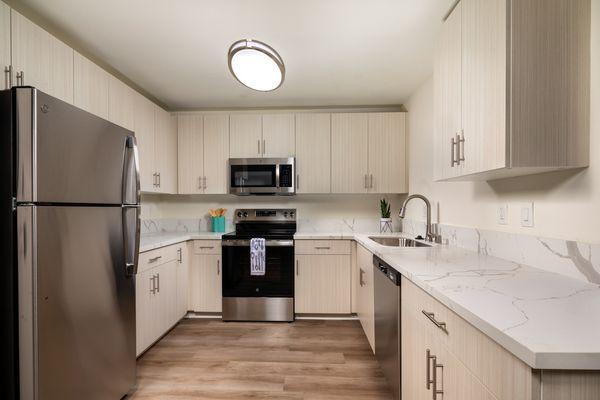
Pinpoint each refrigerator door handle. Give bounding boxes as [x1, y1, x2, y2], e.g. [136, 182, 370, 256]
[122, 205, 140, 277]
[122, 136, 140, 206]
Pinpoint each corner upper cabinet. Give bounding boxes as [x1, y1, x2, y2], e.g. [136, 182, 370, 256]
[295, 113, 331, 193]
[11, 10, 74, 104]
[433, 0, 590, 181]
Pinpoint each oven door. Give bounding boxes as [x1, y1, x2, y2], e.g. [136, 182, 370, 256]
[229, 162, 277, 195]
[222, 239, 294, 298]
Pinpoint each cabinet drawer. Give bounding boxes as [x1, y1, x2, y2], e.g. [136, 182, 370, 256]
[139, 245, 179, 273]
[401, 278, 532, 400]
[295, 240, 351, 255]
[193, 240, 221, 255]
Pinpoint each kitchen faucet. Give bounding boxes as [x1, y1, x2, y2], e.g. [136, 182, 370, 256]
[398, 194, 442, 243]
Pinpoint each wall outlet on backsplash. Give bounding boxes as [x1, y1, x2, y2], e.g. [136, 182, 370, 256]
[520, 202, 535, 228]
[497, 204, 509, 225]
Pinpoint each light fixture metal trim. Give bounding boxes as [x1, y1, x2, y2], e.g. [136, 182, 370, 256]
[228, 39, 285, 92]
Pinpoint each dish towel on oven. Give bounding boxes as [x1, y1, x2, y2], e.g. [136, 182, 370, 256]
[250, 238, 266, 276]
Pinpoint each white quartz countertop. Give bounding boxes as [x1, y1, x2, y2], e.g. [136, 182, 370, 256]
[139, 230, 600, 369]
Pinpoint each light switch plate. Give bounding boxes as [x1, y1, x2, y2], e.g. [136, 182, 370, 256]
[520, 202, 534, 227]
[497, 204, 509, 225]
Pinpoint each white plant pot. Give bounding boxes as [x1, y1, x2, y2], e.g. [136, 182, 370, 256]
[379, 218, 393, 233]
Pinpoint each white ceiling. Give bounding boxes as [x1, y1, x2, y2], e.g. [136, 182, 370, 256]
[20, 0, 452, 109]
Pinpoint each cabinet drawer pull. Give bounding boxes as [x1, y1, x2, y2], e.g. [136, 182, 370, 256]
[432, 359, 444, 399]
[315, 246, 331, 250]
[148, 256, 162, 263]
[198, 246, 214, 250]
[422, 310, 448, 334]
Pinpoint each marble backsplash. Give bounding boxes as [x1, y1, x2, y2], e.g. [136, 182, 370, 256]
[402, 219, 600, 285]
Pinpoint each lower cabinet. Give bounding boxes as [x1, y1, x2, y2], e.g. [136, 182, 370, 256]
[188, 241, 222, 312]
[176, 243, 190, 318]
[356, 243, 375, 352]
[136, 243, 189, 357]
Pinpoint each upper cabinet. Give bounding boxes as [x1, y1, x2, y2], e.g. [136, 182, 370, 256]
[262, 114, 295, 157]
[178, 114, 229, 195]
[0, 3, 10, 89]
[229, 114, 262, 158]
[229, 113, 295, 158]
[295, 113, 331, 194]
[108, 75, 135, 131]
[434, 0, 590, 181]
[331, 112, 407, 194]
[73, 52, 109, 119]
[135, 94, 157, 192]
[155, 107, 178, 194]
[11, 10, 73, 104]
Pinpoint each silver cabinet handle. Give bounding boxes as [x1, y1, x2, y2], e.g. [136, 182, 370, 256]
[198, 176, 202, 190]
[149, 275, 156, 294]
[177, 248, 182, 263]
[257, 139, 261, 155]
[369, 174, 373, 189]
[315, 246, 330, 250]
[262, 139, 266, 155]
[426, 349, 435, 389]
[364, 174, 368, 189]
[203, 176, 207, 189]
[458, 130, 465, 163]
[217, 260, 220, 275]
[157, 172, 161, 188]
[4, 65, 11, 89]
[148, 255, 162, 263]
[296, 259, 299, 276]
[152, 173, 157, 187]
[16, 70, 24, 86]
[198, 246, 214, 250]
[422, 310, 448, 334]
[156, 273, 160, 292]
[432, 358, 444, 399]
[296, 174, 299, 190]
[451, 135, 458, 167]
[359, 268, 365, 287]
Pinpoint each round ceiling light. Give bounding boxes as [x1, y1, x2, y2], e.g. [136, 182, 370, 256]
[228, 39, 285, 92]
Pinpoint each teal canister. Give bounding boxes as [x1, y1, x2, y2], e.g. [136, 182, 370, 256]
[212, 216, 225, 232]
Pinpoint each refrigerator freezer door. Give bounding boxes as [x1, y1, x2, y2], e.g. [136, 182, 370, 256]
[15, 88, 137, 205]
[33, 206, 136, 399]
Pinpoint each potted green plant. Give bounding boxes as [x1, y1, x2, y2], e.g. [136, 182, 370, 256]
[379, 198, 393, 233]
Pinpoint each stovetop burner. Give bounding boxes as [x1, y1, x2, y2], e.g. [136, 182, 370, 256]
[223, 208, 297, 240]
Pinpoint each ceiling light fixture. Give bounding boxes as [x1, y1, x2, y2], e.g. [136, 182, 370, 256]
[228, 39, 285, 92]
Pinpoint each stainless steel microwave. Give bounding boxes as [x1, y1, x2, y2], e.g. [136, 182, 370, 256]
[228, 157, 295, 195]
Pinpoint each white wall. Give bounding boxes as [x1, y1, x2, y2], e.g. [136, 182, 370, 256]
[403, 2, 600, 244]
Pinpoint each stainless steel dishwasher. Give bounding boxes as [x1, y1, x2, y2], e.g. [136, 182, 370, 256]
[373, 255, 401, 400]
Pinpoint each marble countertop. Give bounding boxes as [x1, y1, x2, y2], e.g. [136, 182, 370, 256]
[139, 230, 600, 369]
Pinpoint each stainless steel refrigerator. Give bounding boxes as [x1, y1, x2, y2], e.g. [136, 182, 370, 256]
[1, 87, 140, 399]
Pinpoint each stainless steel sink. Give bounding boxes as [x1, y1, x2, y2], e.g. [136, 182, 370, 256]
[368, 236, 431, 247]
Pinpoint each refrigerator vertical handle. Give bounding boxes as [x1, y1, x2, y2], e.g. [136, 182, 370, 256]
[122, 136, 140, 205]
[122, 205, 140, 276]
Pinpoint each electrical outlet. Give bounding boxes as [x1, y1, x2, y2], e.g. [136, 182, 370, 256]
[497, 204, 508, 225]
[520, 202, 534, 227]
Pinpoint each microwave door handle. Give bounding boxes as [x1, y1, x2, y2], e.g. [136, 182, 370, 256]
[122, 136, 140, 205]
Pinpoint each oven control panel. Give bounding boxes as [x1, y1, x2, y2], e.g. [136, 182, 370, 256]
[234, 208, 296, 222]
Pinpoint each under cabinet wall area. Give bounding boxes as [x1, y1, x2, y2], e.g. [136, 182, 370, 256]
[434, 0, 591, 181]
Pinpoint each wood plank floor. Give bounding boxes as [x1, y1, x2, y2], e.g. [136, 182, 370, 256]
[127, 319, 393, 399]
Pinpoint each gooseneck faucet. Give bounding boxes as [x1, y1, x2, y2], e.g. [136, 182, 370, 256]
[398, 194, 441, 243]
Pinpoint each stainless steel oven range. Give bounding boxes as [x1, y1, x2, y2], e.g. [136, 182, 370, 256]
[221, 208, 296, 322]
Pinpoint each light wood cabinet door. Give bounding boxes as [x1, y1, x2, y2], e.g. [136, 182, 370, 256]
[188, 254, 222, 312]
[135, 268, 156, 356]
[367, 113, 407, 193]
[295, 113, 331, 193]
[108, 75, 135, 131]
[134, 94, 157, 192]
[295, 254, 351, 314]
[156, 261, 178, 333]
[155, 108, 178, 194]
[176, 244, 190, 319]
[203, 115, 230, 194]
[0, 3, 9, 89]
[433, 3, 463, 181]
[11, 10, 73, 104]
[177, 114, 204, 194]
[461, 0, 507, 176]
[73, 52, 109, 119]
[229, 114, 262, 158]
[331, 113, 368, 193]
[262, 114, 295, 157]
[356, 244, 375, 352]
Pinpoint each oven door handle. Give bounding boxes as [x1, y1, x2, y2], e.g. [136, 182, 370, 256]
[222, 239, 294, 247]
